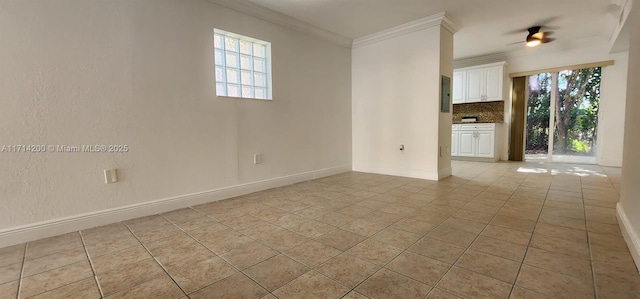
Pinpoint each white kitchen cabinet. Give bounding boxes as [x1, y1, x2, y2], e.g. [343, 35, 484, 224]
[484, 65, 503, 101]
[451, 126, 459, 156]
[476, 131, 495, 157]
[452, 71, 465, 104]
[451, 123, 501, 161]
[465, 68, 484, 102]
[458, 131, 475, 156]
[453, 62, 506, 103]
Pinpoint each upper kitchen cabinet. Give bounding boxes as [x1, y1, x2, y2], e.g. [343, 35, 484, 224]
[452, 62, 506, 104]
[452, 71, 466, 104]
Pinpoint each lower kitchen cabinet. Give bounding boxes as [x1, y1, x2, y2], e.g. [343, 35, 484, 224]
[458, 131, 476, 156]
[452, 123, 501, 161]
[451, 126, 459, 156]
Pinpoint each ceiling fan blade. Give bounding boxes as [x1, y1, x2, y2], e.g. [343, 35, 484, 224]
[541, 37, 556, 44]
[504, 28, 527, 35]
[504, 16, 561, 36]
[534, 16, 561, 29]
[506, 41, 525, 45]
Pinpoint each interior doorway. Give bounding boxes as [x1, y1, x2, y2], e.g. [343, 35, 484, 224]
[524, 67, 602, 164]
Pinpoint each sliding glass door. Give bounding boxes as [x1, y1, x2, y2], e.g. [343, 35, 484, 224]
[525, 67, 601, 164]
[526, 73, 552, 161]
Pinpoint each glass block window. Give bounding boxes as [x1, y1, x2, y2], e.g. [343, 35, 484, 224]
[214, 29, 272, 100]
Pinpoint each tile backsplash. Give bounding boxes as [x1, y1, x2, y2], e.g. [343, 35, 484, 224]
[453, 101, 505, 123]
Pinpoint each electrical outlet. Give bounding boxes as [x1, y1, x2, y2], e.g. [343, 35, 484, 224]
[254, 153, 262, 164]
[104, 169, 118, 184]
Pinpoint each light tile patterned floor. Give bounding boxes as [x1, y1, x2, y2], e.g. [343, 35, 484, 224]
[1, 161, 639, 298]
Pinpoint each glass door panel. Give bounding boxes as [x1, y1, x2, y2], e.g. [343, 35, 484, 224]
[551, 67, 601, 164]
[525, 73, 552, 161]
[525, 67, 601, 164]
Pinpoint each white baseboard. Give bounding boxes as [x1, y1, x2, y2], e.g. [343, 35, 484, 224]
[438, 167, 452, 180]
[617, 202, 640, 274]
[598, 158, 623, 168]
[0, 164, 351, 248]
[352, 166, 439, 181]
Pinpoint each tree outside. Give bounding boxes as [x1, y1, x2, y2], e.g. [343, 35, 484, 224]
[526, 67, 601, 157]
[526, 73, 552, 155]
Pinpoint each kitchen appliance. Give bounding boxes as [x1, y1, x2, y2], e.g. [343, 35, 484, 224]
[461, 116, 478, 123]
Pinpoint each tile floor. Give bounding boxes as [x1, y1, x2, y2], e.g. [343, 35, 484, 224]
[1, 161, 639, 299]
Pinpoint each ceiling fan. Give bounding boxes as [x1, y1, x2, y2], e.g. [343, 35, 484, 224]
[524, 26, 555, 47]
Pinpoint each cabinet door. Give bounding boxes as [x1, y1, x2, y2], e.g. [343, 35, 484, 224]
[484, 66, 503, 101]
[476, 131, 495, 157]
[451, 131, 458, 156]
[466, 69, 483, 103]
[458, 132, 475, 156]
[452, 71, 465, 104]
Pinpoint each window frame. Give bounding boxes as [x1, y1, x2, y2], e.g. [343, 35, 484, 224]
[214, 29, 273, 100]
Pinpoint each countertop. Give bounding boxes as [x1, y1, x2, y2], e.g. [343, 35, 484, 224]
[452, 121, 504, 124]
[452, 101, 504, 124]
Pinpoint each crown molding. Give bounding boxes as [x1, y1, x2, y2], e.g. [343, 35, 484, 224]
[608, 0, 632, 53]
[454, 52, 510, 69]
[206, 0, 352, 48]
[440, 13, 459, 34]
[352, 12, 459, 48]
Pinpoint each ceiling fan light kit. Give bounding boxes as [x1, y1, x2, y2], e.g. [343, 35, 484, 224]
[526, 37, 542, 47]
[524, 26, 552, 48]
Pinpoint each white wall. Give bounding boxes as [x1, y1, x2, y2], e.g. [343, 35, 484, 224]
[438, 26, 454, 177]
[0, 0, 351, 231]
[619, 0, 640, 272]
[456, 43, 628, 166]
[598, 52, 629, 167]
[352, 24, 451, 180]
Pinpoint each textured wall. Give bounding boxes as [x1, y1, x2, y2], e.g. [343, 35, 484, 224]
[0, 0, 352, 229]
[620, 0, 640, 266]
[597, 52, 628, 167]
[352, 25, 447, 180]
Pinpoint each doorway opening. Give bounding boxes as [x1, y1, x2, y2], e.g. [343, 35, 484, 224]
[525, 67, 602, 164]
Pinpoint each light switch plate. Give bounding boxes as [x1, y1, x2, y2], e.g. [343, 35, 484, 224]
[104, 169, 118, 184]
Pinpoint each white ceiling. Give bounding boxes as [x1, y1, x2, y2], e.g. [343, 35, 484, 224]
[245, 0, 624, 59]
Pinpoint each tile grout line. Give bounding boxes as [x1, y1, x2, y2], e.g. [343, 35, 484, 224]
[581, 176, 599, 299]
[509, 173, 555, 296]
[392, 170, 504, 298]
[3, 164, 627, 298]
[337, 168, 514, 298]
[78, 231, 105, 298]
[506, 174, 553, 298]
[169, 201, 353, 297]
[15, 243, 28, 299]
[421, 169, 501, 297]
[122, 223, 190, 298]
[195, 192, 399, 298]
[311, 181, 446, 299]
[160, 211, 277, 297]
[192, 180, 441, 298]
[280, 191, 408, 297]
[427, 171, 525, 298]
